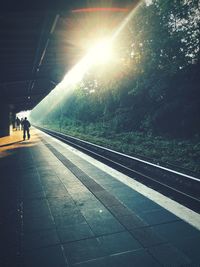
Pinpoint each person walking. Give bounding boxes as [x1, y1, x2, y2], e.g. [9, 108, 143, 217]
[15, 117, 21, 131]
[20, 118, 24, 130]
[22, 117, 31, 140]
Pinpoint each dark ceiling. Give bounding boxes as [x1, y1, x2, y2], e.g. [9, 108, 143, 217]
[0, 0, 139, 114]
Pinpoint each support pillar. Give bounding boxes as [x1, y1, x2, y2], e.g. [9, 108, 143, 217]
[0, 103, 10, 137]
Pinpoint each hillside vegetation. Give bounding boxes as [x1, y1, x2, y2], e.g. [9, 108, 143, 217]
[31, 0, 200, 174]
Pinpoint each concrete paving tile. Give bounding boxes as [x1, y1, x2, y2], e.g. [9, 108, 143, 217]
[139, 209, 180, 225]
[87, 217, 125, 235]
[107, 249, 161, 267]
[54, 213, 86, 228]
[107, 187, 143, 200]
[21, 175, 40, 184]
[0, 237, 20, 266]
[40, 180, 59, 188]
[38, 171, 58, 179]
[73, 163, 98, 173]
[44, 187, 69, 198]
[23, 214, 55, 232]
[21, 166, 36, 173]
[104, 183, 138, 193]
[117, 214, 148, 230]
[39, 173, 59, 181]
[95, 191, 120, 207]
[151, 221, 200, 264]
[23, 229, 60, 250]
[94, 175, 121, 183]
[148, 243, 192, 266]
[130, 227, 166, 248]
[173, 236, 200, 264]
[72, 257, 108, 267]
[2, 131, 200, 267]
[80, 205, 116, 223]
[1, 211, 21, 229]
[51, 205, 81, 218]
[23, 207, 51, 220]
[63, 237, 105, 265]
[96, 178, 122, 187]
[32, 158, 48, 165]
[41, 180, 62, 188]
[151, 220, 200, 242]
[116, 194, 146, 205]
[75, 163, 116, 184]
[48, 203, 79, 219]
[55, 167, 77, 177]
[60, 179, 83, 188]
[36, 167, 53, 174]
[57, 222, 94, 243]
[67, 186, 90, 196]
[23, 198, 49, 210]
[0, 228, 20, 249]
[98, 231, 142, 255]
[122, 198, 162, 214]
[0, 255, 22, 267]
[65, 181, 88, 189]
[84, 182, 104, 193]
[22, 190, 45, 200]
[48, 197, 75, 213]
[77, 175, 94, 186]
[23, 245, 67, 267]
[59, 179, 83, 188]
[108, 204, 133, 217]
[77, 200, 105, 212]
[71, 192, 98, 204]
[23, 199, 51, 219]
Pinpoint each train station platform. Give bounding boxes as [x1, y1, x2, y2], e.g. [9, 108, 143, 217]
[0, 128, 200, 267]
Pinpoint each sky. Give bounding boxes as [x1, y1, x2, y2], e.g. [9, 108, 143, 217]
[17, 110, 31, 119]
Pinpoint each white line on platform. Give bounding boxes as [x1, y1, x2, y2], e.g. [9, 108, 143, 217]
[40, 130, 200, 230]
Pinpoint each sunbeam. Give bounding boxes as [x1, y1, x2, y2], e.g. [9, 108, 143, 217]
[31, 0, 143, 121]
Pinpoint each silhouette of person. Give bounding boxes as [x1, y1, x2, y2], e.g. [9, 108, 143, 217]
[16, 117, 21, 131]
[22, 117, 31, 140]
[20, 118, 24, 130]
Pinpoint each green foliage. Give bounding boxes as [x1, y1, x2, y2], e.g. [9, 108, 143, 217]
[31, 0, 200, 171]
[41, 121, 200, 173]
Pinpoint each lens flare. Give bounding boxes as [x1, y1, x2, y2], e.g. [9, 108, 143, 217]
[87, 39, 113, 64]
[72, 8, 129, 13]
[31, 2, 142, 121]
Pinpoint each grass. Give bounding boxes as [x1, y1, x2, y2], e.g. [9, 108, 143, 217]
[41, 122, 200, 175]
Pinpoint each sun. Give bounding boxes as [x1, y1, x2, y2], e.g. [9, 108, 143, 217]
[64, 38, 115, 86]
[87, 38, 114, 65]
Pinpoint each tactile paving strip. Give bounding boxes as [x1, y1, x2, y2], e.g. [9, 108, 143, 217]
[43, 140, 149, 230]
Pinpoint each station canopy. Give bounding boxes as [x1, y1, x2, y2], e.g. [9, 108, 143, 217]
[0, 0, 139, 113]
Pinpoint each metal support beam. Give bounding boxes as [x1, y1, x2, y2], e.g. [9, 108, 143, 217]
[27, 12, 60, 98]
[0, 103, 10, 137]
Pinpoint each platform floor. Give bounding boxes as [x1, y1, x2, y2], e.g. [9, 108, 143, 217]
[0, 128, 200, 267]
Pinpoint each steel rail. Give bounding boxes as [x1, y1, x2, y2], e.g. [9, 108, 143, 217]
[35, 126, 200, 213]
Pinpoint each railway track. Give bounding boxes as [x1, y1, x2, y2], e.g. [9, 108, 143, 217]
[35, 125, 200, 213]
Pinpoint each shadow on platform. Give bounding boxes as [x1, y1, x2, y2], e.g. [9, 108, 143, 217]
[0, 129, 40, 159]
[0, 140, 24, 148]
